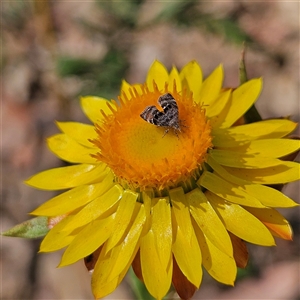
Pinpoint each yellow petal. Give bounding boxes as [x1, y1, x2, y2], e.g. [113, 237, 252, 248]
[80, 96, 115, 124]
[210, 149, 283, 169]
[199, 171, 265, 208]
[187, 188, 233, 257]
[207, 192, 275, 246]
[193, 219, 236, 285]
[140, 249, 170, 300]
[220, 78, 262, 128]
[146, 60, 169, 92]
[106, 203, 146, 281]
[150, 197, 172, 271]
[168, 67, 182, 93]
[245, 207, 293, 240]
[206, 89, 231, 119]
[235, 184, 298, 208]
[170, 188, 202, 288]
[142, 189, 154, 220]
[223, 161, 300, 184]
[25, 163, 108, 190]
[219, 139, 300, 158]
[93, 276, 119, 300]
[56, 121, 97, 147]
[59, 215, 114, 266]
[132, 84, 144, 95]
[170, 188, 194, 245]
[105, 189, 139, 252]
[92, 204, 146, 297]
[47, 134, 98, 164]
[207, 156, 298, 208]
[40, 215, 76, 252]
[31, 172, 115, 216]
[179, 60, 203, 99]
[62, 184, 123, 232]
[92, 255, 128, 299]
[212, 119, 298, 147]
[198, 64, 223, 105]
[140, 198, 172, 300]
[120, 79, 132, 99]
[120, 80, 143, 100]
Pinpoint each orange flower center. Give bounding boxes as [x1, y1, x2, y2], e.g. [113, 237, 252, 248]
[92, 84, 212, 190]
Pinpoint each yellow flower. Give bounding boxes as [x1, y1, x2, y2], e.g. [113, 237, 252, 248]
[27, 60, 299, 300]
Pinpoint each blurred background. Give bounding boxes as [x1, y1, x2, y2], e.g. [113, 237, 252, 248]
[1, 1, 299, 299]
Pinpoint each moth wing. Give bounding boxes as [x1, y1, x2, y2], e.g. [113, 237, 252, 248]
[140, 106, 162, 124]
[158, 93, 178, 114]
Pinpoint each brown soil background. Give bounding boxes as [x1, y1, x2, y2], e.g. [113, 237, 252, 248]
[1, 1, 299, 299]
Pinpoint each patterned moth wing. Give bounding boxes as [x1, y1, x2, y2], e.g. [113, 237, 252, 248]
[157, 93, 181, 132]
[140, 106, 165, 126]
[140, 93, 181, 135]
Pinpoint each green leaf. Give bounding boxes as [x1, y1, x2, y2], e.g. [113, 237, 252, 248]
[57, 56, 95, 77]
[209, 17, 252, 45]
[2, 216, 49, 238]
[128, 268, 155, 300]
[96, 1, 143, 28]
[244, 104, 262, 124]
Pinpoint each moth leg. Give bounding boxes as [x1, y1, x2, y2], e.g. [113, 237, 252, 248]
[179, 120, 188, 129]
[173, 128, 180, 139]
[162, 128, 170, 138]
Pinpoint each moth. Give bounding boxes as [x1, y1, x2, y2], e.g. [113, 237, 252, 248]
[140, 93, 181, 136]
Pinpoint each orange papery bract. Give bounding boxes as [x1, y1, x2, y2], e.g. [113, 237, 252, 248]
[229, 232, 249, 269]
[172, 257, 198, 300]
